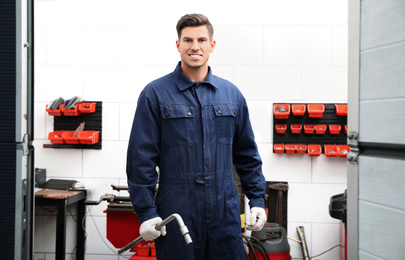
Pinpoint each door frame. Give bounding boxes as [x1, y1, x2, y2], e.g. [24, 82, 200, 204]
[347, 0, 360, 259]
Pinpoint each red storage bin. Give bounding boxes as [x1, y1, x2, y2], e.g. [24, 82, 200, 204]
[285, 144, 296, 154]
[273, 104, 290, 119]
[329, 125, 341, 134]
[46, 104, 64, 116]
[292, 104, 306, 116]
[151, 244, 156, 257]
[296, 144, 307, 154]
[290, 125, 302, 134]
[274, 144, 285, 154]
[48, 131, 66, 144]
[62, 104, 81, 116]
[307, 104, 325, 118]
[315, 125, 326, 134]
[62, 131, 79, 144]
[307, 144, 322, 156]
[324, 145, 338, 157]
[335, 104, 348, 116]
[78, 131, 100, 145]
[304, 125, 315, 134]
[135, 243, 151, 256]
[275, 124, 287, 134]
[78, 102, 97, 113]
[338, 145, 350, 157]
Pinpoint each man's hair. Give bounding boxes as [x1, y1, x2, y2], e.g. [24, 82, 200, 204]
[176, 14, 214, 40]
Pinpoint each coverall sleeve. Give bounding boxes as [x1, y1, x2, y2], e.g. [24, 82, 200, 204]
[232, 97, 266, 209]
[126, 88, 161, 224]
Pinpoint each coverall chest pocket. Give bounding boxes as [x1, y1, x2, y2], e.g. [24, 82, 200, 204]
[161, 105, 196, 146]
[214, 104, 238, 145]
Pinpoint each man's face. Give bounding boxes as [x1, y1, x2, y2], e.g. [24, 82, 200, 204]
[176, 25, 216, 70]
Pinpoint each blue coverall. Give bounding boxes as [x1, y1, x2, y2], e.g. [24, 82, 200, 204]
[127, 62, 266, 260]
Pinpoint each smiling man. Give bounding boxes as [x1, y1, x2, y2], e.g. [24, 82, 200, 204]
[127, 14, 266, 260]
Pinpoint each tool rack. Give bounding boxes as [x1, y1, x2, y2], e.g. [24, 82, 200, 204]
[44, 101, 102, 149]
[273, 103, 348, 156]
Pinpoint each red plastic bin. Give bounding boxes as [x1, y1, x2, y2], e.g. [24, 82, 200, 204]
[78, 131, 100, 145]
[62, 104, 81, 116]
[315, 125, 326, 134]
[292, 104, 306, 116]
[307, 104, 325, 118]
[307, 144, 322, 156]
[285, 144, 296, 154]
[291, 125, 302, 134]
[151, 244, 156, 257]
[46, 104, 64, 116]
[338, 145, 350, 157]
[275, 124, 287, 134]
[135, 243, 151, 256]
[296, 144, 307, 154]
[335, 104, 348, 116]
[304, 125, 315, 134]
[329, 125, 341, 134]
[62, 131, 80, 144]
[78, 102, 97, 113]
[324, 145, 338, 157]
[273, 104, 290, 119]
[48, 131, 66, 144]
[274, 144, 285, 154]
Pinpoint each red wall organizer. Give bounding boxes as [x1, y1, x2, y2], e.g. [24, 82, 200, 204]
[45, 101, 102, 150]
[273, 103, 348, 156]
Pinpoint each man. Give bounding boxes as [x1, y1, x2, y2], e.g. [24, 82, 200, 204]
[126, 14, 266, 260]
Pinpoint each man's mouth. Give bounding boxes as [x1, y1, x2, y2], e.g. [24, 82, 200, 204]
[189, 54, 202, 58]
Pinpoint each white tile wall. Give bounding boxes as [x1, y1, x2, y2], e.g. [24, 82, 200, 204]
[264, 25, 332, 66]
[302, 67, 348, 101]
[119, 102, 137, 141]
[33, 0, 348, 259]
[234, 66, 302, 101]
[211, 26, 264, 65]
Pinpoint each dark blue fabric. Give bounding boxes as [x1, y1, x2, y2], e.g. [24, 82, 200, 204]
[126, 62, 266, 260]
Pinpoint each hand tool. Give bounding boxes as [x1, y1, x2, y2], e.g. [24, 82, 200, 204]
[118, 213, 192, 255]
[268, 183, 289, 228]
[296, 226, 310, 260]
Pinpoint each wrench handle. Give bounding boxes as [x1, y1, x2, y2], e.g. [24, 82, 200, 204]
[117, 236, 144, 255]
[117, 213, 192, 255]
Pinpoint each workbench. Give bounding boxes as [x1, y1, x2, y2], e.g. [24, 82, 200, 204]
[35, 189, 86, 260]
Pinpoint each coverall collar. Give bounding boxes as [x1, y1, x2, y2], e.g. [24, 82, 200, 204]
[173, 61, 218, 91]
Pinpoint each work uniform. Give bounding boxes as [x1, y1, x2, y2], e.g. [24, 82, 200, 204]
[127, 62, 266, 260]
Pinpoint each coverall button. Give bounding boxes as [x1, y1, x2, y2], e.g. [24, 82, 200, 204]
[195, 175, 204, 183]
[188, 111, 192, 116]
[164, 112, 169, 117]
[218, 109, 222, 114]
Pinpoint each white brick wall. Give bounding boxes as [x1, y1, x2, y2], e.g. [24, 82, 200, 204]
[33, 0, 348, 259]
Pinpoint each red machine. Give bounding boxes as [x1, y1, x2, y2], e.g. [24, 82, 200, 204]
[104, 204, 157, 259]
[88, 185, 192, 259]
[86, 186, 157, 259]
[247, 223, 290, 260]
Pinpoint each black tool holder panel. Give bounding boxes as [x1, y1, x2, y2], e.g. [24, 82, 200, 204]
[273, 103, 347, 153]
[51, 101, 102, 150]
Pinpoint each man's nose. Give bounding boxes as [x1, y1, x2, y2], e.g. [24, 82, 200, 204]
[191, 41, 200, 51]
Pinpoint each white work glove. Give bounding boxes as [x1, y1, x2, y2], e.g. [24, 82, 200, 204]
[246, 207, 266, 231]
[140, 217, 167, 241]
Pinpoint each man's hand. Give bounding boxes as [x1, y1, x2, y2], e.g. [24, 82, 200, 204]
[140, 217, 167, 241]
[246, 207, 266, 231]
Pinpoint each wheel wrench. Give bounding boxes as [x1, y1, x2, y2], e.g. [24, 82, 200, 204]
[118, 213, 192, 254]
